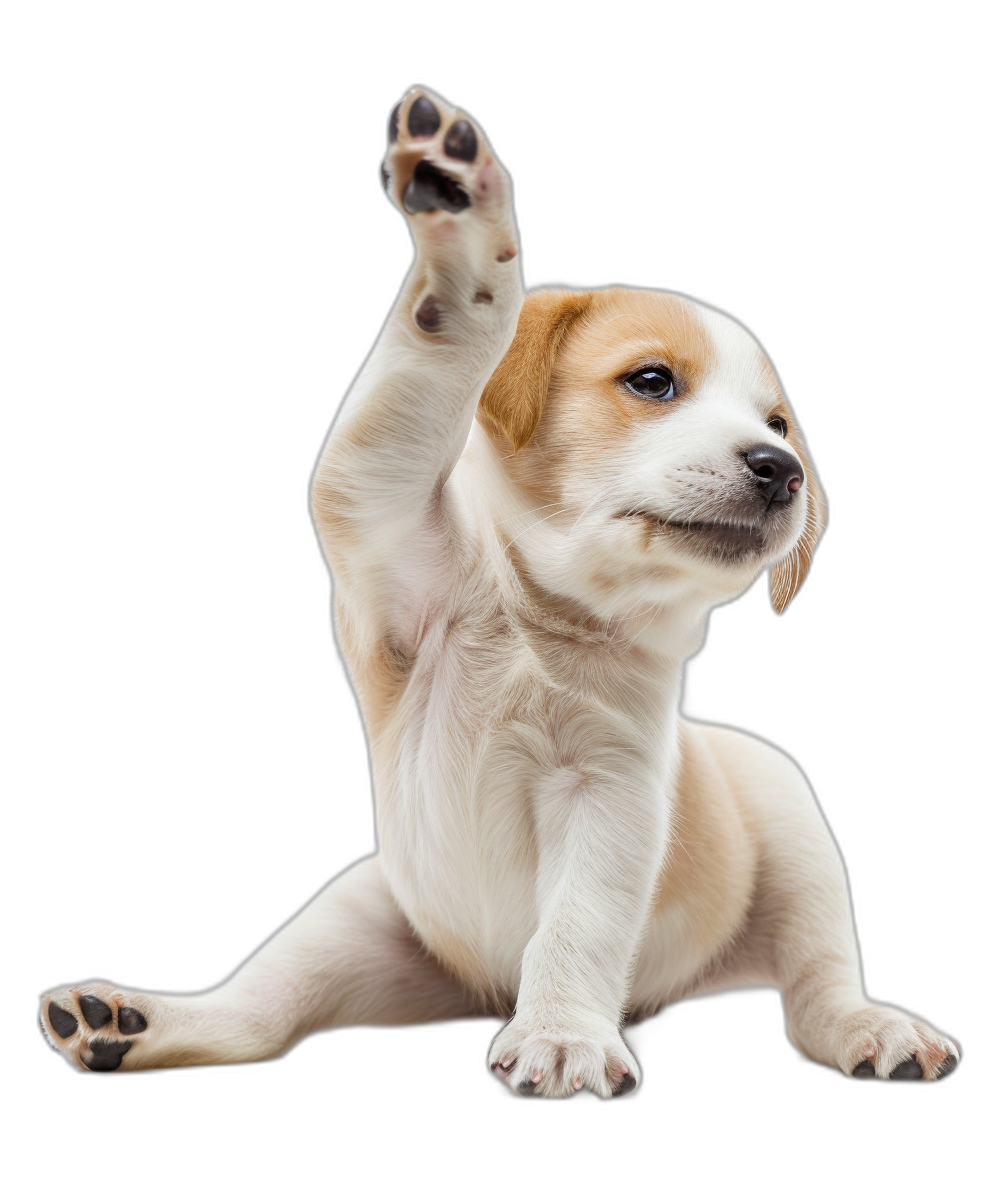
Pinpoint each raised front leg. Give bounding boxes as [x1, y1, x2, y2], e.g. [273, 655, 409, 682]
[311, 88, 522, 648]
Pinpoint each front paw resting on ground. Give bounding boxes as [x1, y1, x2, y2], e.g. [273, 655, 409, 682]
[489, 1017, 639, 1099]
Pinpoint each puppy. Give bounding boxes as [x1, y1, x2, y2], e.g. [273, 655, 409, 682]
[40, 88, 959, 1093]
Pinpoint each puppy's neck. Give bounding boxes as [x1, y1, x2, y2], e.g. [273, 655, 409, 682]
[463, 430, 710, 668]
[517, 557, 707, 670]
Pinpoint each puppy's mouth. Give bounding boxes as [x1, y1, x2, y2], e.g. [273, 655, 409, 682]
[622, 509, 769, 560]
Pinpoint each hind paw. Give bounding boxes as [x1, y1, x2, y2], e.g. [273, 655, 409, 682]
[40, 983, 151, 1072]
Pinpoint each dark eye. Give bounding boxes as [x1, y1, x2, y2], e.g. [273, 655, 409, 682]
[626, 367, 675, 401]
[767, 416, 788, 438]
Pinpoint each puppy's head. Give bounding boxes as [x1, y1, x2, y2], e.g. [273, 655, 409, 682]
[478, 287, 826, 618]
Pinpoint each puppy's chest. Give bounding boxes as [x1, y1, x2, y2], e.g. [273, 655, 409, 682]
[388, 609, 658, 797]
[373, 609, 668, 975]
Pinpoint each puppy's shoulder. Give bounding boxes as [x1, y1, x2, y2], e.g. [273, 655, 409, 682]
[679, 718, 809, 797]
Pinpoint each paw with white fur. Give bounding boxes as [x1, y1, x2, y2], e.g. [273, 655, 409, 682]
[817, 1004, 960, 1081]
[40, 982, 154, 1072]
[381, 86, 520, 336]
[488, 1018, 639, 1099]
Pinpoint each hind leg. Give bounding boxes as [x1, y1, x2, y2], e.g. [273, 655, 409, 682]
[713, 733, 960, 1080]
[39, 855, 479, 1071]
[769, 872, 959, 1080]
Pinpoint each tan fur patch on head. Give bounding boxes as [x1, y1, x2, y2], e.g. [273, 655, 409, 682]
[553, 286, 716, 401]
[588, 287, 717, 396]
[507, 287, 716, 498]
[480, 284, 715, 483]
[477, 290, 595, 452]
[483, 285, 824, 606]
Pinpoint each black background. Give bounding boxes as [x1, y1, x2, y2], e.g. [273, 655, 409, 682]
[25, 37, 985, 1155]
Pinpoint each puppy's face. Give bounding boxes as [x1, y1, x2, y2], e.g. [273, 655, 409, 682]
[479, 288, 826, 621]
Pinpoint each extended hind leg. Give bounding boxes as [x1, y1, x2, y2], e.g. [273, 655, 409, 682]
[40, 855, 479, 1071]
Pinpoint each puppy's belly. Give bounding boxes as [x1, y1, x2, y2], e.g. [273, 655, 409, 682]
[376, 759, 540, 1003]
[365, 619, 557, 999]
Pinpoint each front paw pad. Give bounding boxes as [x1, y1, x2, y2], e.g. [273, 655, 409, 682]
[382, 88, 517, 255]
[403, 159, 471, 215]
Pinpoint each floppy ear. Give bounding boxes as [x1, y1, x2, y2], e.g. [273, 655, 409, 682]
[477, 289, 593, 452]
[769, 428, 827, 612]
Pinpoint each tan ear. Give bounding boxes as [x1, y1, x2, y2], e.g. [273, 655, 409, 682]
[769, 428, 827, 612]
[477, 289, 594, 452]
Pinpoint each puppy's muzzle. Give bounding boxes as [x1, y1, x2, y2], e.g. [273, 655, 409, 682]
[745, 444, 804, 507]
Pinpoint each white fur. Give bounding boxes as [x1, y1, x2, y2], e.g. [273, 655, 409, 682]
[39, 88, 959, 1094]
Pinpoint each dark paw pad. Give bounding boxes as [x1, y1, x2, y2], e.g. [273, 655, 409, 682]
[444, 119, 477, 162]
[48, 1002, 77, 1039]
[517, 1079, 537, 1095]
[407, 96, 440, 138]
[403, 160, 471, 215]
[118, 1006, 148, 1035]
[85, 1039, 133, 1072]
[889, 1056, 924, 1080]
[611, 1072, 637, 1096]
[387, 101, 402, 143]
[80, 994, 113, 1029]
[854, 1053, 955, 1080]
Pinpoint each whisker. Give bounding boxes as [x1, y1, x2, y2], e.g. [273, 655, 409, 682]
[501, 505, 572, 552]
[493, 502, 565, 530]
[624, 601, 664, 648]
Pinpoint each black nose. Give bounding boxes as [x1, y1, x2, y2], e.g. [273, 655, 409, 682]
[745, 444, 804, 504]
